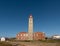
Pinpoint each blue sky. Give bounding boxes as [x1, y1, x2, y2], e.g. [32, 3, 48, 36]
[0, 0, 60, 37]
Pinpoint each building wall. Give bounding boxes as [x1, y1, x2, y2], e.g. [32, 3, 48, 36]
[16, 32, 28, 40]
[16, 32, 45, 40]
[33, 32, 45, 40]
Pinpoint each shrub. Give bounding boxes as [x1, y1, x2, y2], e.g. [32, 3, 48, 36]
[0, 42, 13, 46]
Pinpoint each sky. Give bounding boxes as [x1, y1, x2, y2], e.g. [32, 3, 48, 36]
[0, 0, 60, 37]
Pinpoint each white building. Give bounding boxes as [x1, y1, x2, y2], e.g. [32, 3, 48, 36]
[1, 37, 5, 41]
[52, 35, 60, 39]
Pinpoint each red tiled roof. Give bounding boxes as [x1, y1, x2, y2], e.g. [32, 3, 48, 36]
[18, 32, 27, 34]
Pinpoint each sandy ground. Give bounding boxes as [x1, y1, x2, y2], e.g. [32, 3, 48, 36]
[9, 41, 60, 46]
[19, 42, 60, 46]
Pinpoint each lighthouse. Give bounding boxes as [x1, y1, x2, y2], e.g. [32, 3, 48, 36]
[28, 14, 33, 40]
[16, 14, 45, 40]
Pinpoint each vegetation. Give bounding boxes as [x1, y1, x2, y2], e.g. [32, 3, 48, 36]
[0, 39, 60, 46]
[7, 38, 60, 43]
[0, 42, 13, 46]
[39, 39, 60, 43]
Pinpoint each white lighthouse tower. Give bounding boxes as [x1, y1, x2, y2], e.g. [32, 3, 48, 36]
[28, 14, 33, 40]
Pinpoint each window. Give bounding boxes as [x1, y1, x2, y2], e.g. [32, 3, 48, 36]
[23, 34, 25, 36]
[26, 34, 28, 36]
[21, 34, 22, 36]
[36, 34, 38, 36]
[18, 34, 19, 36]
[18, 38, 19, 39]
[21, 37, 22, 39]
[34, 34, 35, 36]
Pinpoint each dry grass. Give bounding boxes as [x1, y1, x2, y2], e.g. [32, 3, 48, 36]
[0, 42, 12, 46]
[19, 41, 60, 46]
[0, 40, 60, 46]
